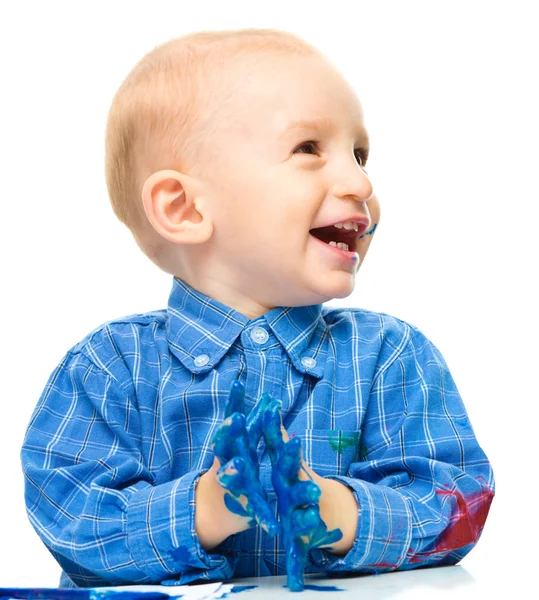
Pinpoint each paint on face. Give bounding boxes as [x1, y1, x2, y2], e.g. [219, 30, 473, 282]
[328, 431, 359, 455]
[358, 222, 377, 239]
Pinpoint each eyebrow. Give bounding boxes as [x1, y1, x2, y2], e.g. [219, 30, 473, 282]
[278, 118, 333, 137]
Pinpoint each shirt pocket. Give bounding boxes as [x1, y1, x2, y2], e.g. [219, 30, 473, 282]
[291, 428, 361, 478]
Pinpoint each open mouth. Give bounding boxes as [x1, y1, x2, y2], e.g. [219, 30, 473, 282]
[309, 225, 358, 252]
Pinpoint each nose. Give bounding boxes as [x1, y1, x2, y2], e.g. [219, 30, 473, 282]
[331, 155, 374, 204]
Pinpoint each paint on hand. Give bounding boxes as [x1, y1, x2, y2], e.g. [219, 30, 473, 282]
[262, 400, 343, 592]
[210, 381, 279, 536]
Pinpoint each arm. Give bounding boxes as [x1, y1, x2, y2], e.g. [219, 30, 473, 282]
[21, 351, 238, 586]
[308, 326, 495, 573]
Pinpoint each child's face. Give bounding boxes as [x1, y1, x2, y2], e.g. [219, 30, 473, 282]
[171, 53, 379, 318]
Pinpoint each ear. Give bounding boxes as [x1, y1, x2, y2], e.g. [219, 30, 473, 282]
[141, 169, 213, 245]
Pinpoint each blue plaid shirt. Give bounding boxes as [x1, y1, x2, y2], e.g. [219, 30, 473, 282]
[21, 276, 495, 587]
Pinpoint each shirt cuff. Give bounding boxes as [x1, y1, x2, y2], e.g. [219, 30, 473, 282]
[126, 470, 237, 583]
[308, 475, 413, 573]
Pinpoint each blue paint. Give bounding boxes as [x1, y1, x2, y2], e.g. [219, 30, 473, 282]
[303, 584, 345, 592]
[229, 585, 258, 593]
[262, 399, 343, 592]
[210, 381, 279, 536]
[0, 590, 92, 600]
[0, 590, 175, 600]
[211, 380, 343, 592]
[358, 222, 378, 239]
[93, 594, 174, 600]
[283, 584, 345, 592]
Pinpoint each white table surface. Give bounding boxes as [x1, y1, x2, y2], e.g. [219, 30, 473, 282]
[223, 564, 515, 598]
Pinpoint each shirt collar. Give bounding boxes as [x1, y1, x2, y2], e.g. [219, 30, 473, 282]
[166, 276, 327, 378]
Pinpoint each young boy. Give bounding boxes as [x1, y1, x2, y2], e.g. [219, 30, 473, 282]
[21, 28, 495, 589]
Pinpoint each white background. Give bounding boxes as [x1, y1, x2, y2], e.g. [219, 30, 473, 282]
[1, 0, 537, 595]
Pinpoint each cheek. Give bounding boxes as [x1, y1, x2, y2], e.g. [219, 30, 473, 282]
[367, 194, 381, 224]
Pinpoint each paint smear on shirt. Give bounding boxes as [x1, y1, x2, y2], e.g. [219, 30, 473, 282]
[408, 486, 495, 562]
[328, 431, 359, 455]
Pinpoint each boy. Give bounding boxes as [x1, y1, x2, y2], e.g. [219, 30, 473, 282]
[21, 28, 495, 589]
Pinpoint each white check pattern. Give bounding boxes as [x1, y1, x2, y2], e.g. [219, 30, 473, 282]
[21, 276, 495, 587]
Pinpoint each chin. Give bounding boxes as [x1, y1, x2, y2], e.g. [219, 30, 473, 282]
[311, 278, 356, 303]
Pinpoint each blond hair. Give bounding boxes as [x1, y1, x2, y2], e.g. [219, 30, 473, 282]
[104, 28, 320, 271]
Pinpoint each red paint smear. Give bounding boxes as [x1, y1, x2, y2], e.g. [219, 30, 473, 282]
[367, 562, 396, 569]
[409, 486, 494, 563]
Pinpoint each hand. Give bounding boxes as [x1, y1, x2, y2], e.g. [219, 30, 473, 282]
[210, 380, 279, 536]
[262, 399, 343, 592]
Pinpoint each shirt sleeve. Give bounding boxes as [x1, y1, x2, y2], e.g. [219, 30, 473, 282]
[308, 325, 495, 573]
[21, 350, 237, 586]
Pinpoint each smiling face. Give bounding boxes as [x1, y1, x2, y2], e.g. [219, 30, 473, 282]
[150, 52, 381, 319]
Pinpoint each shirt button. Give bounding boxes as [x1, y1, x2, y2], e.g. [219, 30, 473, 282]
[251, 326, 269, 344]
[194, 354, 210, 367]
[301, 356, 316, 369]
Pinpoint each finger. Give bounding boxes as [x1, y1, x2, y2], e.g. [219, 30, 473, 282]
[286, 537, 308, 592]
[312, 526, 344, 549]
[262, 399, 285, 460]
[288, 480, 321, 507]
[224, 380, 246, 418]
[212, 412, 247, 462]
[247, 492, 280, 537]
[245, 392, 273, 440]
[289, 506, 321, 538]
[277, 436, 303, 481]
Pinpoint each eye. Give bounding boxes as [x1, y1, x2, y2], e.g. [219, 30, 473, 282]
[294, 140, 369, 172]
[294, 141, 319, 156]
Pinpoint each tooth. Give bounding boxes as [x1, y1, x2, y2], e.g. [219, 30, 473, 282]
[334, 221, 359, 232]
[329, 241, 349, 251]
